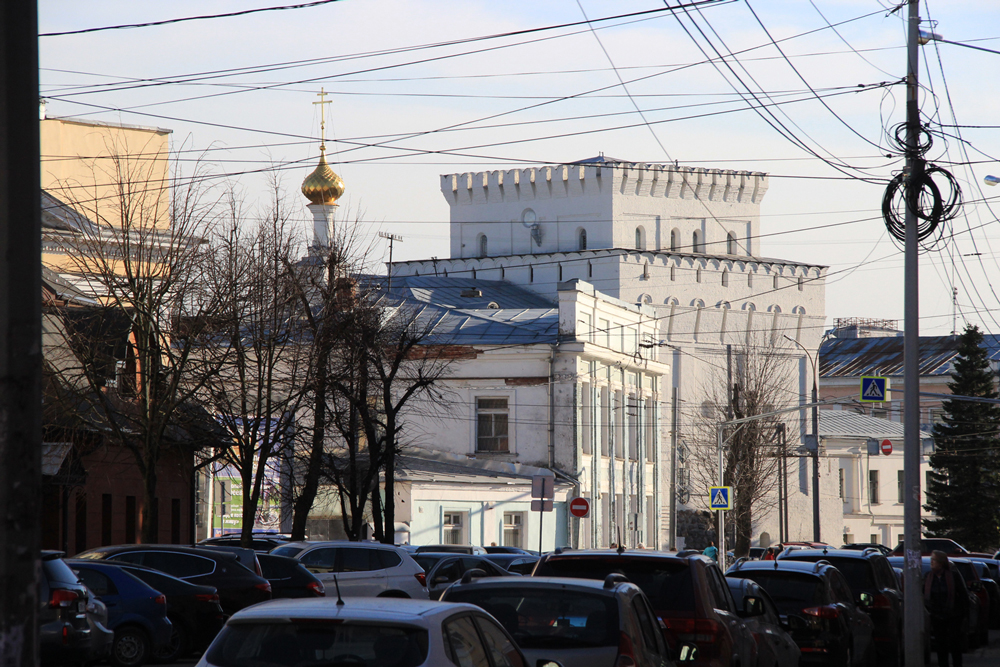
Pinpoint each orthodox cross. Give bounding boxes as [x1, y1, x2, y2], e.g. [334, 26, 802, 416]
[313, 87, 332, 149]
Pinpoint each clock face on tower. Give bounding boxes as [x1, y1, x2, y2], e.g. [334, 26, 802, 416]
[521, 209, 537, 227]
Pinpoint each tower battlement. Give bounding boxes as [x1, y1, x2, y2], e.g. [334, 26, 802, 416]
[441, 163, 769, 206]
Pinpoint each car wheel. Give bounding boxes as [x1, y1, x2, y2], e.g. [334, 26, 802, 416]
[152, 617, 188, 663]
[111, 627, 149, 667]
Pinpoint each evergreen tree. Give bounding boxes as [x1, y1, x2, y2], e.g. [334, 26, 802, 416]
[924, 324, 1000, 551]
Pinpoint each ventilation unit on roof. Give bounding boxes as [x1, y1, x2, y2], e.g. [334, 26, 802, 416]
[487, 302, 500, 309]
[460, 289, 483, 298]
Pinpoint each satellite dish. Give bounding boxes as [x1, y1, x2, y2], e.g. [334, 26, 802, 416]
[521, 209, 537, 228]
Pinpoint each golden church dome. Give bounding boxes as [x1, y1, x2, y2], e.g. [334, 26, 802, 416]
[301, 148, 345, 205]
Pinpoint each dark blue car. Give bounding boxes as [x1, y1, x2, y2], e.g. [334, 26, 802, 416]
[67, 560, 173, 667]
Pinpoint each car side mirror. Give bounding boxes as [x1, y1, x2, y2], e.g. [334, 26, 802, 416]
[432, 575, 451, 585]
[742, 596, 765, 617]
[858, 592, 873, 608]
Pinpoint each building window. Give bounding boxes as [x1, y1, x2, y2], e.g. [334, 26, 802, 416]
[870, 533, 880, 545]
[696, 268, 702, 283]
[635, 226, 645, 250]
[727, 232, 737, 255]
[692, 230, 702, 253]
[478, 234, 488, 258]
[748, 272, 753, 287]
[798, 276, 804, 291]
[839, 468, 845, 501]
[869, 469, 880, 505]
[503, 512, 523, 548]
[722, 270, 729, 287]
[579, 229, 587, 251]
[476, 398, 509, 452]
[529, 266, 533, 282]
[773, 274, 779, 289]
[897, 470, 904, 503]
[443, 512, 464, 545]
[670, 229, 679, 252]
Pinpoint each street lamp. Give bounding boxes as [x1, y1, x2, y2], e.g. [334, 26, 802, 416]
[783, 334, 821, 542]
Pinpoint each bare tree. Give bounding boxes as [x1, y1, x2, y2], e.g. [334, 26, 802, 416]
[689, 340, 795, 556]
[46, 139, 222, 543]
[193, 181, 309, 548]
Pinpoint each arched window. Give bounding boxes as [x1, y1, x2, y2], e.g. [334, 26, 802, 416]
[670, 229, 679, 252]
[727, 232, 737, 255]
[579, 228, 588, 251]
[696, 268, 702, 283]
[722, 270, 729, 287]
[478, 234, 488, 258]
[692, 230, 702, 253]
[798, 276, 804, 291]
[635, 226, 646, 250]
[773, 273, 779, 289]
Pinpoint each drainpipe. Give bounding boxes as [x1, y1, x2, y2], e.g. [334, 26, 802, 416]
[548, 345, 556, 468]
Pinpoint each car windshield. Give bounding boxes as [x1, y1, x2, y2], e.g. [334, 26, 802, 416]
[206, 622, 428, 667]
[784, 557, 875, 592]
[446, 586, 620, 650]
[534, 557, 695, 612]
[737, 572, 824, 615]
[271, 546, 305, 558]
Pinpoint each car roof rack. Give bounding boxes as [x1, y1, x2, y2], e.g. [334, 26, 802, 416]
[732, 556, 747, 571]
[814, 560, 830, 573]
[862, 547, 880, 556]
[604, 573, 630, 589]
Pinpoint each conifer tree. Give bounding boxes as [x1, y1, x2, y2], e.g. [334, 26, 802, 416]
[924, 324, 1000, 550]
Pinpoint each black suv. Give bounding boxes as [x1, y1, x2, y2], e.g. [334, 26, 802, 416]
[74, 545, 271, 614]
[776, 548, 902, 664]
[39, 551, 113, 666]
[533, 549, 757, 667]
[726, 559, 875, 667]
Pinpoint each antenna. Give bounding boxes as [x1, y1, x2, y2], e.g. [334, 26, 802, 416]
[333, 574, 345, 606]
[378, 232, 404, 292]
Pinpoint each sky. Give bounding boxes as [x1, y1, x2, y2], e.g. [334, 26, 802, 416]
[38, 0, 1000, 336]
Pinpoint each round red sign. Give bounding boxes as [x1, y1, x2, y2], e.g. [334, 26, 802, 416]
[881, 439, 893, 456]
[569, 497, 591, 518]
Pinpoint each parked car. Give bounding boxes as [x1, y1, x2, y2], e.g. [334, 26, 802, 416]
[840, 543, 892, 556]
[257, 553, 325, 599]
[485, 553, 540, 575]
[484, 546, 533, 555]
[66, 560, 173, 667]
[726, 559, 875, 667]
[104, 562, 227, 662]
[951, 558, 991, 646]
[890, 538, 968, 556]
[532, 548, 757, 667]
[725, 577, 801, 667]
[194, 544, 263, 577]
[747, 548, 765, 561]
[283, 541, 427, 598]
[198, 533, 291, 554]
[443, 574, 674, 667]
[415, 544, 488, 555]
[424, 555, 518, 601]
[195, 597, 562, 667]
[966, 557, 1000, 628]
[775, 547, 902, 665]
[39, 551, 113, 667]
[75, 545, 271, 615]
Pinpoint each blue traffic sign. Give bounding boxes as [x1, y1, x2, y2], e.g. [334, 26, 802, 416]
[860, 376, 888, 403]
[709, 486, 733, 511]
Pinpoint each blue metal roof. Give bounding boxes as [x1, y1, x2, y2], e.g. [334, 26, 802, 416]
[819, 334, 1000, 378]
[383, 277, 558, 347]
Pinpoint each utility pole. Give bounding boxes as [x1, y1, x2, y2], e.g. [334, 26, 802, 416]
[783, 334, 821, 543]
[902, 1, 924, 664]
[378, 232, 403, 292]
[0, 3, 43, 666]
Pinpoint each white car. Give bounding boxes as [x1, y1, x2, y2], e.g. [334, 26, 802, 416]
[271, 541, 428, 599]
[196, 597, 564, 667]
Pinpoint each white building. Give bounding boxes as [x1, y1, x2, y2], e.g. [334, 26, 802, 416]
[391, 157, 829, 548]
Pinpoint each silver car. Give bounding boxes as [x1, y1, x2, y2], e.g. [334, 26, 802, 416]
[196, 597, 564, 667]
[272, 541, 427, 599]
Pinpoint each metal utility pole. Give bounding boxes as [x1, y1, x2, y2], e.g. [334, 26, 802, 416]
[783, 334, 821, 543]
[902, 1, 924, 664]
[379, 232, 403, 292]
[0, 3, 43, 666]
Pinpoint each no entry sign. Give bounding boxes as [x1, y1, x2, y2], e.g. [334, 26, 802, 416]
[569, 497, 591, 518]
[881, 439, 893, 456]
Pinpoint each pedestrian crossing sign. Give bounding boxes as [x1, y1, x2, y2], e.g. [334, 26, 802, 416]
[709, 486, 733, 511]
[860, 376, 888, 403]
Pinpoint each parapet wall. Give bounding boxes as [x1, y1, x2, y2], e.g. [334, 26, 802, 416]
[441, 163, 769, 206]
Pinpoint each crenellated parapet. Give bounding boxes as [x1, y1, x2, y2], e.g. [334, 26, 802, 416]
[440, 162, 768, 206]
